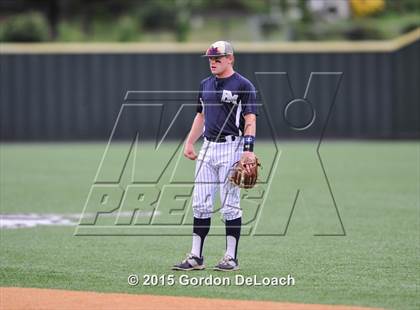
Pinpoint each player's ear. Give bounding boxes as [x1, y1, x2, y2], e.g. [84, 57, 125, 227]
[227, 55, 234, 66]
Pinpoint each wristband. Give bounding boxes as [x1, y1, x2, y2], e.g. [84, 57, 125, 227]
[243, 135, 255, 152]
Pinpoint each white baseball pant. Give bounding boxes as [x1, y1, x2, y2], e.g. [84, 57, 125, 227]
[192, 136, 243, 220]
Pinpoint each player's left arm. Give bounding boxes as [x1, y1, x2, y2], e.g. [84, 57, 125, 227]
[240, 82, 258, 172]
[243, 113, 256, 137]
[241, 113, 257, 173]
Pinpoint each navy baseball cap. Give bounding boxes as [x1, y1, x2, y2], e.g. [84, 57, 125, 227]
[202, 41, 234, 57]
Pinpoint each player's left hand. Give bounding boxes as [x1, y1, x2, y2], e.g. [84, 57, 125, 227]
[230, 152, 260, 188]
[241, 151, 256, 174]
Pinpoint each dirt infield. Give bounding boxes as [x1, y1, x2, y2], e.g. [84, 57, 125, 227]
[1, 287, 383, 310]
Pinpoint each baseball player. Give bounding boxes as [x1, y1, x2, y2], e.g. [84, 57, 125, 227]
[172, 41, 257, 271]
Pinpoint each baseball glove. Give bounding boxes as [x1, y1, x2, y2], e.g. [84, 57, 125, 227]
[229, 156, 261, 189]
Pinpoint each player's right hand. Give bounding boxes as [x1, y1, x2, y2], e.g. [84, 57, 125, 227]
[183, 143, 198, 160]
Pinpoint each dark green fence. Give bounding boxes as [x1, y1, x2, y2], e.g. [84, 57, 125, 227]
[1, 39, 419, 141]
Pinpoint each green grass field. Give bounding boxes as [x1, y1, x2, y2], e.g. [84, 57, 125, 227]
[0, 141, 418, 310]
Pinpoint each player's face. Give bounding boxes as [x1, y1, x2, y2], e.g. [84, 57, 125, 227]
[208, 56, 232, 75]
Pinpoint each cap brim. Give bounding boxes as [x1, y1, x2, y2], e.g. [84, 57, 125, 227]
[201, 53, 232, 58]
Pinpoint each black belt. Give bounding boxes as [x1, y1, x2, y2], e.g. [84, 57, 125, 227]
[205, 135, 236, 143]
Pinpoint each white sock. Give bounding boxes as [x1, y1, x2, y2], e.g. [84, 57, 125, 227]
[191, 233, 202, 257]
[225, 235, 237, 259]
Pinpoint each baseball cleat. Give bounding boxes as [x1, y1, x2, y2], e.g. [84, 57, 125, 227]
[213, 255, 239, 271]
[172, 253, 205, 271]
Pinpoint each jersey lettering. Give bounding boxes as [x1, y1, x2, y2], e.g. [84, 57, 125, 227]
[221, 90, 238, 105]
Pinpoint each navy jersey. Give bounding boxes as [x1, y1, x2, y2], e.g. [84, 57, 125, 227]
[197, 72, 257, 139]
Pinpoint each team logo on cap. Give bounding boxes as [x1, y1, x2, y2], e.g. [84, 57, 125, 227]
[206, 46, 220, 56]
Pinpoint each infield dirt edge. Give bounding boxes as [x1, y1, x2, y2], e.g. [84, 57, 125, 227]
[1, 287, 384, 310]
